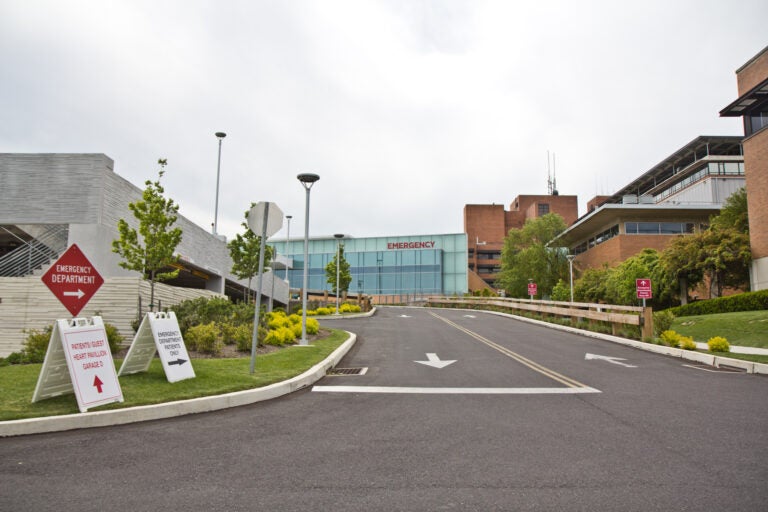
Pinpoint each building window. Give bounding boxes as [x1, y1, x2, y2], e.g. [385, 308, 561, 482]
[538, 203, 550, 216]
[625, 222, 695, 235]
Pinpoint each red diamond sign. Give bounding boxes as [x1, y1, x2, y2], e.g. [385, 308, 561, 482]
[41, 244, 104, 317]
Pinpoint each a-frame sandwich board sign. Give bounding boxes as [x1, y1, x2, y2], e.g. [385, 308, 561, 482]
[32, 317, 124, 412]
[118, 311, 195, 383]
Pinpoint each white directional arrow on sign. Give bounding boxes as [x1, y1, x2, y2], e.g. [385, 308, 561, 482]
[63, 289, 85, 299]
[585, 353, 637, 368]
[415, 353, 456, 369]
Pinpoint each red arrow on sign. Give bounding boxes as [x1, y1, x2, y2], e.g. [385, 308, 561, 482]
[93, 375, 104, 394]
[41, 244, 104, 317]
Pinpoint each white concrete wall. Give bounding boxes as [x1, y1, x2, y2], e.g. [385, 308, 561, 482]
[0, 276, 222, 357]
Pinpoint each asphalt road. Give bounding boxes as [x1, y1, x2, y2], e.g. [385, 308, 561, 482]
[1, 307, 766, 511]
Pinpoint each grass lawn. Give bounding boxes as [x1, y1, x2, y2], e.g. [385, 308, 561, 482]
[0, 329, 348, 422]
[671, 310, 768, 348]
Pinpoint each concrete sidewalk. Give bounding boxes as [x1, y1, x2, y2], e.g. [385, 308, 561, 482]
[695, 342, 768, 355]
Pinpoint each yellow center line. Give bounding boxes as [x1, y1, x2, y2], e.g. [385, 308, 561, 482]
[429, 312, 589, 389]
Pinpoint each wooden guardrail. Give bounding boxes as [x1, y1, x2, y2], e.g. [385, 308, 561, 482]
[427, 296, 653, 340]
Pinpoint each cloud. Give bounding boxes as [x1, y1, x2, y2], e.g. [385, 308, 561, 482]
[1, 0, 764, 243]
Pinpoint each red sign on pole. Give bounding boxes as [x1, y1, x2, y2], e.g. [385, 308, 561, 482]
[41, 244, 104, 317]
[527, 282, 538, 297]
[636, 278, 652, 299]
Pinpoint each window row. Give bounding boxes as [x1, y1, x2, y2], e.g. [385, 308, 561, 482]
[625, 222, 695, 235]
[655, 162, 744, 202]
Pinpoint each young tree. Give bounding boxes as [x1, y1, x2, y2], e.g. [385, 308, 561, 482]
[325, 243, 351, 295]
[112, 159, 183, 311]
[228, 204, 274, 303]
[496, 213, 568, 298]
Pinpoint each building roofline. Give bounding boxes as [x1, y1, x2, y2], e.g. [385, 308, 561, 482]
[734, 45, 768, 74]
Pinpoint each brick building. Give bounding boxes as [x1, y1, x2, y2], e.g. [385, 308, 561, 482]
[464, 195, 578, 290]
[551, 136, 745, 274]
[720, 45, 768, 291]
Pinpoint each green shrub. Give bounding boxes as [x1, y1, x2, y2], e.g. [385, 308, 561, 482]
[678, 336, 697, 351]
[660, 330, 681, 348]
[21, 326, 54, 363]
[667, 289, 768, 317]
[340, 303, 362, 313]
[315, 307, 332, 316]
[264, 326, 295, 346]
[185, 322, 222, 354]
[232, 323, 254, 352]
[290, 322, 303, 338]
[707, 336, 730, 353]
[653, 310, 675, 337]
[306, 318, 320, 335]
[288, 313, 302, 325]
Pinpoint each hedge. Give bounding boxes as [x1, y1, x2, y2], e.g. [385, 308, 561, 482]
[665, 289, 768, 317]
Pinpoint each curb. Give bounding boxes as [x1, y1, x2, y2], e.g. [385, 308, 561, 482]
[0, 331, 357, 438]
[313, 307, 377, 320]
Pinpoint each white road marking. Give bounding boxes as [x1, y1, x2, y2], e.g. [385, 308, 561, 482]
[312, 386, 601, 394]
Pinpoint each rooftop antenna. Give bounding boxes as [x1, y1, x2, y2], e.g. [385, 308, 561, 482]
[547, 151, 558, 195]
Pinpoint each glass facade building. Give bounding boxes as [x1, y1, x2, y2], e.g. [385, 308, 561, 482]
[271, 234, 468, 297]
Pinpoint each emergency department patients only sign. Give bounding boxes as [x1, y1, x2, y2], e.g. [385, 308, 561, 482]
[119, 311, 195, 383]
[41, 244, 104, 317]
[32, 317, 123, 412]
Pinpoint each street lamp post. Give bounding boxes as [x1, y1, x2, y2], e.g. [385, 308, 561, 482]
[566, 254, 576, 303]
[297, 173, 320, 345]
[334, 233, 344, 315]
[284, 215, 292, 283]
[213, 132, 226, 235]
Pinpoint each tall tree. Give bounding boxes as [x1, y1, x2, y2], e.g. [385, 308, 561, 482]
[112, 159, 183, 311]
[496, 213, 568, 298]
[326, 243, 351, 295]
[228, 204, 274, 303]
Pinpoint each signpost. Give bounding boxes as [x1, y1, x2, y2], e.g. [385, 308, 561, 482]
[527, 282, 537, 300]
[247, 201, 284, 374]
[636, 278, 652, 304]
[41, 244, 104, 317]
[32, 317, 123, 412]
[119, 311, 195, 383]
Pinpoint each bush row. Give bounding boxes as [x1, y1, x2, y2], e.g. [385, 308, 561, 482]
[299, 303, 362, 316]
[665, 289, 768, 317]
[1, 322, 124, 366]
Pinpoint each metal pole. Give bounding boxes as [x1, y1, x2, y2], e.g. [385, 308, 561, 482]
[336, 240, 340, 314]
[250, 203, 269, 374]
[566, 254, 575, 303]
[297, 174, 320, 344]
[213, 132, 226, 234]
[285, 215, 292, 282]
[300, 188, 311, 344]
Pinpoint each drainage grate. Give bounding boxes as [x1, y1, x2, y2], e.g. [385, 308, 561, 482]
[327, 367, 368, 376]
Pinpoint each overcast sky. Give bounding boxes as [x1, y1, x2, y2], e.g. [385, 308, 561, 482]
[2, 0, 766, 242]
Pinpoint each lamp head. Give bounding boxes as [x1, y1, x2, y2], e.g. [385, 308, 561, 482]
[297, 173, 320, 185]
[215, 132, 227, 139]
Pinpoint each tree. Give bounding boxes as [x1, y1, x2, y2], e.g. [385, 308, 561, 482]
[604, 249, 661, 305]
[496, 213, 568, 298]
[228, 204, 274, 303]
[325, 243, 351, 295]
[658, 188, 751, 300]
[112, 159, 183, 311]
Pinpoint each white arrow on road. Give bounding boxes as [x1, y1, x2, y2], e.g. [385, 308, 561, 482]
[463, 314, 476, 318]
[63, 289, 85, 299]
[585, 353, 637, 368]
[399, 314, 411, 318]
[415, 353, 456, 369]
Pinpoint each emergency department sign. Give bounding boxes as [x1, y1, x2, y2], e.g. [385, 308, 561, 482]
[119, 311, 195, 383]
[32, 317, 123, 412]
[41, 244, 104, 317]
